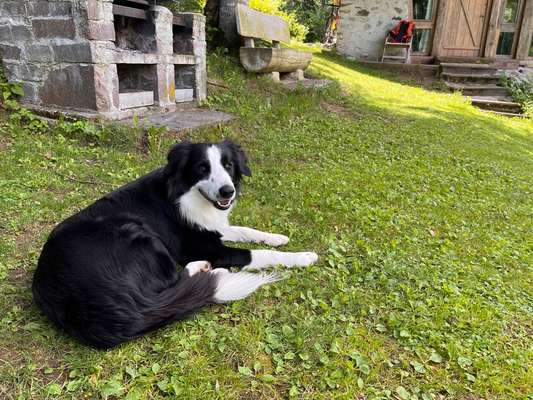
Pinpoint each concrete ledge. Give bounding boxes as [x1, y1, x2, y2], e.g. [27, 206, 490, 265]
[358, 61, 439, 77]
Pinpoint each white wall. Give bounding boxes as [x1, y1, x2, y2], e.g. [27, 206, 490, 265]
[337, 0, 409, 60]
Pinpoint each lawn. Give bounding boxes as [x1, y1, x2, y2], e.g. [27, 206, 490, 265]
[0, 48, 532, 399]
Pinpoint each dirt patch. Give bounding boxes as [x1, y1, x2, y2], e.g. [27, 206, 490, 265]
[320, 101, 362, 120]
[0, 137, 12, 152]
[13, 221, 54, 256]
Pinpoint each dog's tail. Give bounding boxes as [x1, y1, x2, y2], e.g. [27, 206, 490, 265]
[212, 269, 282, 303]
[143, 270, 280, 329]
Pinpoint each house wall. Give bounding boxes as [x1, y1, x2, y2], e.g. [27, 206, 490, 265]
[337, 0, 409, 61]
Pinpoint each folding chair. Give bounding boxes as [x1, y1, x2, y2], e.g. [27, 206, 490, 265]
[381, 19, 415, 64]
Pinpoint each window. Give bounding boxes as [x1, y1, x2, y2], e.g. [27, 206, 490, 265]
[412, 0, 433, 20]
[503, 0, 519, 23]
[412, 29, 432, 53]
[496, 32, 515, 55]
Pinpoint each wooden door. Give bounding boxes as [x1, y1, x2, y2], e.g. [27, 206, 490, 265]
[435, 0, 491, 57]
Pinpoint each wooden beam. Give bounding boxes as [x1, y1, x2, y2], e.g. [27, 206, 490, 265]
[173, 15, 192, 28]
[484, 0, 503, 58]
[516, 0, 533, 59]
[112, 4, 147, 20]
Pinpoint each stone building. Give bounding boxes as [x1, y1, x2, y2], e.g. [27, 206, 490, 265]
[337, 0, 533, 66]
[0, 0, 207, 119]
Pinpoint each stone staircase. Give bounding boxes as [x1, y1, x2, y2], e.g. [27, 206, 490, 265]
[439, 63, 523, 117]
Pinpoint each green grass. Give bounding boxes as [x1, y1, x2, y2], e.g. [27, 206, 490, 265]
[1, 48, 532, 399]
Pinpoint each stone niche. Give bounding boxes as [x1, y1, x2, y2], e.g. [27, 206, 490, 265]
[0, 0, 207, 120]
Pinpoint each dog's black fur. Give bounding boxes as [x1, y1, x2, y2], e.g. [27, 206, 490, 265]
[32, 140, 254, 348]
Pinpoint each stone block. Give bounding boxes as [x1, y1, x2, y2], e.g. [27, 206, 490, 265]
[19, 63, 47, 82]
[86, 0, 112, 20]
[90, 41, 115, 64]
[53, 42, 92, 63]
[0, 25, 12, 43]
[11, 25, 32, 42]
[94, 63, 119, 112]
[0, 44, 22, 60]
[2, 61, 22, 81]
[25, 44, 54, 62]
[39, 65, 97, 110]
[32, 18, 76, 39]
[28, 2, 50, 17]
[2, 2, 27, 16]
[152, 6, 174, 55]
[88, 20, 115, 41]
[22, 82, 40, 104]
[51, 2, 73, 16]
[155, 63, 175, 105]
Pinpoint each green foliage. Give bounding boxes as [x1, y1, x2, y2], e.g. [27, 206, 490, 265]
[500, 72, 533, 118]
[0, 48, 532, 399]
[162, 0, 205, 13]
[249, 0, 309, 42]
[281, 0, 330, 43]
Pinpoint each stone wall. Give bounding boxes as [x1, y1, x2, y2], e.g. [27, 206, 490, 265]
[0, 0, 207, 119]
[337, 0, 409, 61]
[0, 0, 98, 110]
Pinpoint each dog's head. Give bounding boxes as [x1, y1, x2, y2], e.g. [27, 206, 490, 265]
[165, 140, 251, 211]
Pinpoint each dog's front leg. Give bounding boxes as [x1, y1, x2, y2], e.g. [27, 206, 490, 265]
[220, 226, 289, 247]
[244, 249, 318, 270]
[209, 246, 318, 270]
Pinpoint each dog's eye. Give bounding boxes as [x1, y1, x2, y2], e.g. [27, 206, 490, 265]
[224, 162, 233, 170]
[198, 164, 208, 174]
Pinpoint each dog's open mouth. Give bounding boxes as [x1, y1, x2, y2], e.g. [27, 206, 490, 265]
[199, 189, 233, 211]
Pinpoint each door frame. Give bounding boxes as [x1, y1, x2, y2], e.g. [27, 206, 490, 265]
[494, 0, 526, 58]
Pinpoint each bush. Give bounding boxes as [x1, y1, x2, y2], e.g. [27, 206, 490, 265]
[500, 70, 533, 118]
[163, 0, 205, 13]
[249, 0, 308, 42]
[281, 0, 330, 43]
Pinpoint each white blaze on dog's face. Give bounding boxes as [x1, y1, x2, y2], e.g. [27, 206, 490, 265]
[196, 145, 236, 211]
[166, 140, 252, 231]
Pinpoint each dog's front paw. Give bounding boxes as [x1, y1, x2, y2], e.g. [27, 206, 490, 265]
[264, 233, 290, 247]
[185, 261, 212, 277]
[291, 252, 319, 267]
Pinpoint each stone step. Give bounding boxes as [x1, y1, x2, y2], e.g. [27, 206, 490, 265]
[445, 82, 508, 97]
[436, 56, 492, 64]
[471, 96, 523, 114]
[480, 109, 524, 117]
[441, 72, 500, 84]
[440, 62, 498, 75]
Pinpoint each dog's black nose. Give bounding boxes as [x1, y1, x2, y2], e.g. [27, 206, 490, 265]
[219, 185, 235, 199]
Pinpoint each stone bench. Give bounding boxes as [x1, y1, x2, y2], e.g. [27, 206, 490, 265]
[235, 4, 312, 82]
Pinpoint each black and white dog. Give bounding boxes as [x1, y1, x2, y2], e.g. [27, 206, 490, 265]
[32, 140, 318, 348]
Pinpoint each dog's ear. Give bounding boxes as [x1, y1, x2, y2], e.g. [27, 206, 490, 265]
[165, 140, 192, 176]
[224, 139, 251, 177]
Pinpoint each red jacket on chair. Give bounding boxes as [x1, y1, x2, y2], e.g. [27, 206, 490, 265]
[388, 20, 415, 43]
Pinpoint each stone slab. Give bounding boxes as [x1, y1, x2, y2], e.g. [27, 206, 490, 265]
[32, 18, 76, 39]
[128, 109, 234, 131]
[236, 4, 290, 43]
[175, 89, 194, 103]
[119, 91, 155, 109]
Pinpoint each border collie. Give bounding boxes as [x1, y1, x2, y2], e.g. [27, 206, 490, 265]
[32, 140, 318, 348]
